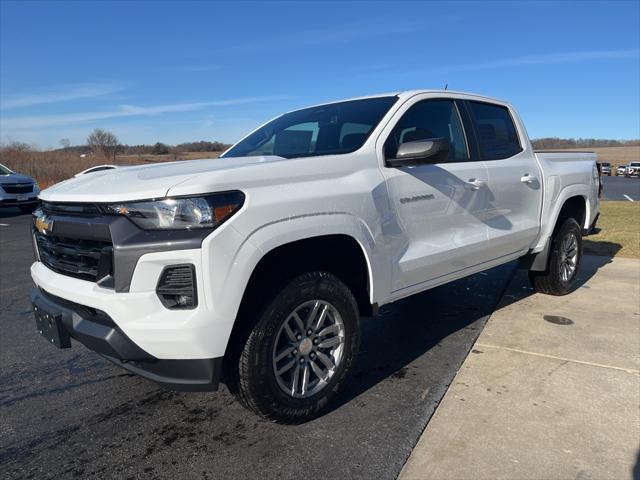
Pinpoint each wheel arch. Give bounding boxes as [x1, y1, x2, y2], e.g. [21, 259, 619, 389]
[553, 195, 588, 234]
[237, 233, 375, 323]
[525, 193, 589, 272]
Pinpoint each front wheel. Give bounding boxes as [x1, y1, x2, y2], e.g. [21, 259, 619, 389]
[224, 271, 360, 424]
[529, 218, 583, 296]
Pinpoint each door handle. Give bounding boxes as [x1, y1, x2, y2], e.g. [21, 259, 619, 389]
[464, 178, 486, 190]
[520, 174, 537, 184]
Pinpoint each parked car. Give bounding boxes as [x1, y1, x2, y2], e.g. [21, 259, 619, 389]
[0, 163, 40, 213]
[74, 164, 118, 177]
[616, 164, 627, 176]
[624, 161, 640, 178]
[599, 162, 612, 175]
[30, 90, 601, 423]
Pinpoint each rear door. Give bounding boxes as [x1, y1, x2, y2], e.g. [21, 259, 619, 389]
[465, 100, 543, 258]
[378, 96, 493, 292]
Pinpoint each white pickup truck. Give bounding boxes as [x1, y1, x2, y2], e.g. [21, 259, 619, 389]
[30, 90, 600, 423]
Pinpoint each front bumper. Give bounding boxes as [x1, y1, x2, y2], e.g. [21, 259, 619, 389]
[31, 253, 236, 360]
[31, 286, 222, 391]
[0, 195, 38, 206]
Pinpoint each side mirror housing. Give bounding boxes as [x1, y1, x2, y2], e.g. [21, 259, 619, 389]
[386, 138, 450, 167]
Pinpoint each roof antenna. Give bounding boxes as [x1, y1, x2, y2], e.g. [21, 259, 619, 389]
[444, 83, 448, 91]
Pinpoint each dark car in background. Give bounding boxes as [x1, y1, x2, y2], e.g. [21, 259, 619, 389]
[0, 163, 40, 213]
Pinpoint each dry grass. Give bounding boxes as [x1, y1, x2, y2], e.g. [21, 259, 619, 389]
[551, 146, 640, 169]
[0, 150, 222, 188]
[584, 201, 640, 258]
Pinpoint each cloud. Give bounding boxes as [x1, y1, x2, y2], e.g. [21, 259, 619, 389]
[0, 95, 289, 129]
[0, 83, 123, 109]
[427, 49, 640, 74]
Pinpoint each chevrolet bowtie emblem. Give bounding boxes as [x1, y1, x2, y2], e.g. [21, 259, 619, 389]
[34, 212, 53, 235]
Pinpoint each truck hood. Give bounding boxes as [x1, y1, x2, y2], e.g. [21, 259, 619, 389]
[39, 155, 287, 203]
[0, 172, 36, 185]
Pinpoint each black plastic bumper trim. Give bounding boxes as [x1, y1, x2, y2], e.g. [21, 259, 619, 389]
[30, 287, 222, 391]
[103, 355, 222, 392]
[1, 198, 38, 206]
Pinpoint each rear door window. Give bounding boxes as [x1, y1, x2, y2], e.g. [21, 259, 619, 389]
[468, 102, 522, 160]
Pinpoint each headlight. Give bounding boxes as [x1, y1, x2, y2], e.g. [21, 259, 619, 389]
[107, 191, 245, 230]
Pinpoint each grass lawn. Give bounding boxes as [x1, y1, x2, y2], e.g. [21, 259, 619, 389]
[583, 201, 640, 258]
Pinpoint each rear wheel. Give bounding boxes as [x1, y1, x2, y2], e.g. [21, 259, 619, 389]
[529, 218, 583, 296]
[224, 271, 360, 424]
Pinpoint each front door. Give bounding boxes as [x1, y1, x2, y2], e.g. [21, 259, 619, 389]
[379, 97, 492, 292]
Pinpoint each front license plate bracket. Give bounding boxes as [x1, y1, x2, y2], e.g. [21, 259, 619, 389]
[34, 305, 71, 348]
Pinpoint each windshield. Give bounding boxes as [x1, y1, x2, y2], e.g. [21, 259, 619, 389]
[601, 163, 611, 166]
[629, 162, 640, 167]
[222, 96, 398, 159]
[0, 164, 12, 175]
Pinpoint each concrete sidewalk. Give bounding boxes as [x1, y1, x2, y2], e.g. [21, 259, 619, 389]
[400, 255, 640, 480]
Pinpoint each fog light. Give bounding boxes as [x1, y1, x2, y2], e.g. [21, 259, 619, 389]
[156, 264, 197, 309]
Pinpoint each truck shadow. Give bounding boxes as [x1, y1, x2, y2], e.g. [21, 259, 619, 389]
[329, 253, 616, 413]
[328, 261, 517, 412]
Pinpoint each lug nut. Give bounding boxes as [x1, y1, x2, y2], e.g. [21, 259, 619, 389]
[310, 352, 316, 359]
[306, 329, 312, 336]
[313, 338, 319, 345]
[299, 358, 305, 364]
[296, 334, 302, 341]
[292, 349, 297, 355]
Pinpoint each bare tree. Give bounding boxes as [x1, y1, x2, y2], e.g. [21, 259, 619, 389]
[87, 129, 119, 161]
[59, 138, 71, 149]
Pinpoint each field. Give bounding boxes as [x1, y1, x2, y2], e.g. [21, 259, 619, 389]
[0, 150, 222, 188]
[584, 201, 640, 258]
[553, 145, 640, 168]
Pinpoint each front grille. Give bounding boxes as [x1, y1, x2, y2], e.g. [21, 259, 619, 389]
[2, 183, 34, 194]
[35, 232, 113, 283]
[40, 201, 108, 216]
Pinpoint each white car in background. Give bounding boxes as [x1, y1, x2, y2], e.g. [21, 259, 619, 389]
[624, 162, 640, 178]
[616, 164, 627, 176]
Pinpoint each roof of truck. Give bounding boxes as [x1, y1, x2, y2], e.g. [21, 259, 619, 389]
[288, 90, 509, 113]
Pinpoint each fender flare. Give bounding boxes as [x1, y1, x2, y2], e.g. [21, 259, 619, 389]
[209, 213, 384, 324]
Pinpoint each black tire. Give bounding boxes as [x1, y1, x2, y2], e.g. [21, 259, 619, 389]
[224, 271, 360, 424]
[529, 218, 583, 296]
[19, 204, 36, 214]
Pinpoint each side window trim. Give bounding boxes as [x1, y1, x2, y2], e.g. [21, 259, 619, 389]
[456, 100, 482, 162]
[466, 100, 524, 161]
[383, 97, 472, 164]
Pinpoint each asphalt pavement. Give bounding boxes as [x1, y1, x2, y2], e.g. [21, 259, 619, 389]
[0, 207, 515, 480]
[601, 175, 639, 201]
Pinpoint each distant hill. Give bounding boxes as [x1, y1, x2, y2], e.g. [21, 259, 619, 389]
[531, 138, 639, 149]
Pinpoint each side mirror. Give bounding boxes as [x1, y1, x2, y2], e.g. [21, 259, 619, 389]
[386, 138, 450, 167]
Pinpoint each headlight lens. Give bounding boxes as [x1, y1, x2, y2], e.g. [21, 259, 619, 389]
[108, 191, 244, 230]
